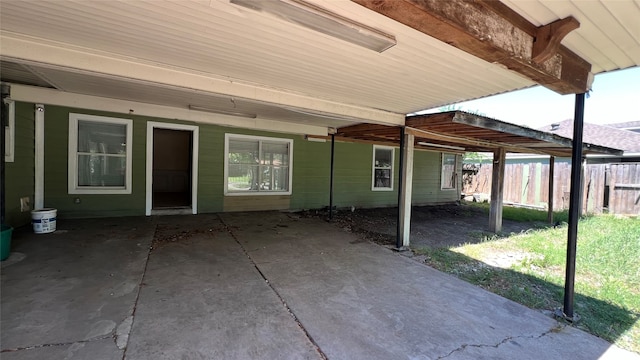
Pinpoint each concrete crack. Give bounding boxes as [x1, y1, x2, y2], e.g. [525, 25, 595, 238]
[2, 227, 158, 357]
[436, 324, 565, 359]
[0, 335, 112, 353]
[120, 223, 156, 359]
[218, 214, 329, 360]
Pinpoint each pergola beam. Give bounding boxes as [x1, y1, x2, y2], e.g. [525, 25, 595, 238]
[351, 0, 592, 94]
[404, 127, 563, 156]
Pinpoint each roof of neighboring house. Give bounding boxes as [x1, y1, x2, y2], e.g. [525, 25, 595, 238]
[606, 121, 640, 131]
[539, 119, 640, 153]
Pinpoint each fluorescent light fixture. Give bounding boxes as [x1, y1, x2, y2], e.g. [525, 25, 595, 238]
[189, 105, 257, 119]
[418, 142, 466, 151]
[284, 106, 365, 122]
[230, 0, 396, 52]
[305, 135, 327, 142]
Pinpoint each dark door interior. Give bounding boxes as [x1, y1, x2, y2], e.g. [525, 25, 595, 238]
[152, 128, 192, 209]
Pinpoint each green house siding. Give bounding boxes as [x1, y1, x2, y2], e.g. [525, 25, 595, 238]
[413, 151, 461, 204]
[4, 102, 35, 228]
[197, 125, 225, 214]
[4, 102, 461, 221]
[330, 141, 399, 208]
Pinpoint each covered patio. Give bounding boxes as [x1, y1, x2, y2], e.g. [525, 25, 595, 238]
[1, 0, 639, 352]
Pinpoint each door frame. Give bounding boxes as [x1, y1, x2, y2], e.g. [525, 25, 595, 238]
[145, 121, 199, 216]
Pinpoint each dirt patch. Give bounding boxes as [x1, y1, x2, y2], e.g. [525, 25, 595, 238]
[303, 203, 546, 249]
[151, 224, 226, 250]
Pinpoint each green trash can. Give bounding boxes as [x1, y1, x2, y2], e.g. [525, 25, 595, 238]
[1, 224, 13, 261]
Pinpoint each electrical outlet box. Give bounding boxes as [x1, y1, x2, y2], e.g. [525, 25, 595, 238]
[20, 197, 30, 212]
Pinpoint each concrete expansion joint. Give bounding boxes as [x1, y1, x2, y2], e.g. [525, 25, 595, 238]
[216, 214, 329, 360]
[0, 334, 113, 354]
[120, 224, 156, 358]
[435, 324, 565, 359]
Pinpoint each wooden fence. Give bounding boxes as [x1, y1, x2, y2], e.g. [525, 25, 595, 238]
[462, 162, 640, 215]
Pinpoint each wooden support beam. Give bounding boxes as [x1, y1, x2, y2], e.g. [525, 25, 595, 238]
[532, 17, 580, 65]
[351, 0, 591, 94]
[398, 131, 415, 248]
[489, 147, 506, 233]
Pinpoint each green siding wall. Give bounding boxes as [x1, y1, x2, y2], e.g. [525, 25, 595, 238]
[4, 102, 35, 228]
[197, 125, 225, 213]
[413, 151, 461, 204]
[290, 138, 331, 210]
[331, 141, 399, 208]
[4, 102, 461, 220]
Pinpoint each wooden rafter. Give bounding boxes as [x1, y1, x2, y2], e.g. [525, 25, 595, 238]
[405, 126, 559, 156]
[333, 111, 623, 157]
[351, 0, 591, 94]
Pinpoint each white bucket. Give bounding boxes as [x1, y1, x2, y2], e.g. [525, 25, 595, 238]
[31, 208, 57, 234]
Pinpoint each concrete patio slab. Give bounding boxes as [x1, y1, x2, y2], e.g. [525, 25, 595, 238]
[124, 215, 319, 360]
[220, 211, 640, 360]
[2, 211, 638, 359]
[1, 217, 155, 352]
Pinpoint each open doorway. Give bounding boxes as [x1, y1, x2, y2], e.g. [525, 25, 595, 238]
[153, 128, 191, 208]
[146, 122, 199, 215]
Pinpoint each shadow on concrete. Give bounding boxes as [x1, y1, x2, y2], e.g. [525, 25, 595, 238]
[320, 203, 554, 249]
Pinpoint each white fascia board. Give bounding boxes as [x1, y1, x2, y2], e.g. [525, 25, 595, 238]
[586, 153, 639, 159]
[0, 32, 403, 126]
[9, 84, 329, 136]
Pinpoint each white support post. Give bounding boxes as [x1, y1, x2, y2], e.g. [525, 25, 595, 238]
[34, 104, 45, 210]
[398, 132, 415, 247]
[489, 147, 506, 233]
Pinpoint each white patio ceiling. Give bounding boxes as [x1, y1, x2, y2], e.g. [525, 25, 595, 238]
[1, 0, 638, 134]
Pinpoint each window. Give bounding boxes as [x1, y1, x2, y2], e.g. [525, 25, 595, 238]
[68, 113, 133, 194]
[441, 153, 457, 190]
[4, 100, 15, 162]
[372, 145, 394, 191]
[225, 134, 293, 195]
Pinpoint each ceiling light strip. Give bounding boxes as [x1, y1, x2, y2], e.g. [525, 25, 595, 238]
[230, 0, 396, 52]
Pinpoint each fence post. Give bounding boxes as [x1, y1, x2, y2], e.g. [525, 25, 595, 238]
[548, 156, 555, 223]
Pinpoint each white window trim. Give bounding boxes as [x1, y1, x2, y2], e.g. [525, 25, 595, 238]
[224, 133, 293, 196]
[68, 113, 133, 194]
[4, 100, 15, 162]
[441, 153, 458, 191]
[371, 145, 394, 191]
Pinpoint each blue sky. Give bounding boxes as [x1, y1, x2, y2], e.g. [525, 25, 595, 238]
[421, 67, 640, 129]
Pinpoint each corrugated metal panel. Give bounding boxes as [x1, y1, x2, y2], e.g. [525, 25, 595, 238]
[1, 0, 637, 123]
[0, 0, 533, 116]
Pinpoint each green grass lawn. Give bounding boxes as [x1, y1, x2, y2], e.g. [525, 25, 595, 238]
[415, 206, 640, 353]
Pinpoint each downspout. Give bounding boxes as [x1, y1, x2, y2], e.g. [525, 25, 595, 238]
[0, 84, 9, 225]
[562, 93, 585, 320]
[329, 133, 335, 220]
[396, 126, 405, 249]
[34, 104, 45, 210]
